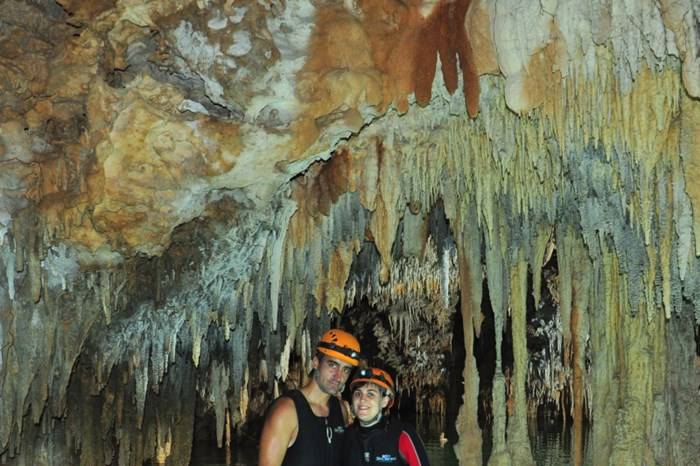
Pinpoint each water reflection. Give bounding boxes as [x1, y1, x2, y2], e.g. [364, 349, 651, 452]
[190, 444, 256, 466]
[190, 447, 258, 466]
[424, 439, 460, 466]
[419, 414, 460, 466]
[528, 420, 573, 466]
[189, 438, 460, 466]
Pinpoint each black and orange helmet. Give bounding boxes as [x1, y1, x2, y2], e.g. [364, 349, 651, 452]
[350, 367, 395, 396]
[316, 329, 361, 366]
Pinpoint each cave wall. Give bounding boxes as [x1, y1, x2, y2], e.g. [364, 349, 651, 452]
[2, 0, 700, 465]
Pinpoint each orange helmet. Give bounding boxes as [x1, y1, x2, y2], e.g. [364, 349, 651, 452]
[316, 329, 361, 366]
[350, 367, 395, 397]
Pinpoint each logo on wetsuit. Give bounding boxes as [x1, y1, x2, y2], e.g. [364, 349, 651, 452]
[374, 454, 398, 463]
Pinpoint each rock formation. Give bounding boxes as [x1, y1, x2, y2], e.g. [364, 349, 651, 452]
[1, 0, 699, 465]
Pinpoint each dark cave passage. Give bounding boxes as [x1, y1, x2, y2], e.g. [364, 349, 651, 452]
[323, 205, 586, 466]
[126, 194, 606, 466]
[185, 243, 587, 466]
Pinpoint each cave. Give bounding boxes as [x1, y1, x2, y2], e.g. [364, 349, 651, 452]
[2, 0, 700, 465]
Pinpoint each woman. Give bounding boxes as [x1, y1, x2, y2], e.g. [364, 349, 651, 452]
[341, 367, 430, 466]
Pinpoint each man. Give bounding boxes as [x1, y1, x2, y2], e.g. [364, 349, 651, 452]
[258, 328, 361, 466]
[342, 367, 430, 466]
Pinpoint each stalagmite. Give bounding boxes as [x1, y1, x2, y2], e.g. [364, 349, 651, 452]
[453, 206, 482, 466]
[569, 236, 591, 466]
[506, 255, 533, 466]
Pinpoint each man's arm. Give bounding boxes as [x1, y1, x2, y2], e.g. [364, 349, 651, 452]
[258, 397, 298, 466]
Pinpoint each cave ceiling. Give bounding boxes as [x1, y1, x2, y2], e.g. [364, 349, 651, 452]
[1, 0, 700, 465]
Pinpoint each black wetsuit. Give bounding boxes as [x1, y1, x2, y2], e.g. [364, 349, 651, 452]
[341, 417, 430, 466]
[280, 390, 346, 466]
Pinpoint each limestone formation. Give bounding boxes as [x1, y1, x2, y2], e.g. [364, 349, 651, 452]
[1, 0, 700, 465]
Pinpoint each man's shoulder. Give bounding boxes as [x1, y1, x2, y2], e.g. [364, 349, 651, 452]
[267, 394, 297, 419]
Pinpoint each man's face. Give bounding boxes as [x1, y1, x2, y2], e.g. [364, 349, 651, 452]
[352, 383, 389, 423]
[313, 355, 354, 395]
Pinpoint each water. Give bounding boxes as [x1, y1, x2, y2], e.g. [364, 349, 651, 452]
[424, 438, 460, 466]
[189, 440, 459, 466]
[190, 420, 576, 466]
[528, 420, 574, 466]
[190, 445, 256, 466]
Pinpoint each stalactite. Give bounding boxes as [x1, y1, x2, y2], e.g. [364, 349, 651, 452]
[349, 235, 457, 326]
[400, 207, 429, 258]
[277, 333, 294, 384]
[526, 294, 565, 415]
[485, 210, 511, 466]
[413, 0, 479, 116]
[679, 93, 700, 256]
[25, 215, 42, 305]
[368, 140, 404, 284]
[100, 269, 111, 324]
[64, 303, 196, 466]
[268, 202, 297, 332]
[530, 226, 553, 308]
[556, 225, 573, 373]
[1, 239, 15, 300]
[210, 360, 229, 449]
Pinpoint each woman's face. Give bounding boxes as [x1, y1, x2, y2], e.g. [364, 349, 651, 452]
[352, 383, 390, 424]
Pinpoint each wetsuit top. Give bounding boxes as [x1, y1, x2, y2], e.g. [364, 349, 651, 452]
[280, 389, 346, 466]
[341, 417, 430, 466]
